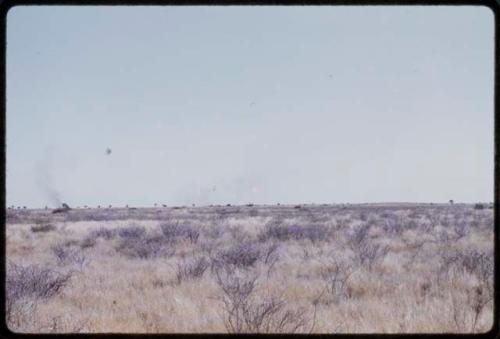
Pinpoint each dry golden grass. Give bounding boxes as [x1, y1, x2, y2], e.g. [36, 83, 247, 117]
[5, 203, 494, 333]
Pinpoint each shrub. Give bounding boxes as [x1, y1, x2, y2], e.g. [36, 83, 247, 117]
[213, 242, 261, 269]
[319, 259, 358, 301]
[80, 236, 96, 249]
[88, 227, 118, 240]
[356, 243, 389, 271]
[159, 222, 200, 243]
[79, 226, 118, 249]
[118, 224, 146, 239]
[6, 262, 72, 300]
[349, 223, 371, 247]
[51, 243, 87, 269]
[202, 223, 228, 240]
[6, 211, 21, 224]
[214, 268, 310, 333]
[359, 212, 368, 221]
[6, 262, 72, 328]
[260, 223, 329, 243]
[115, 234, 170, 259]
[461, 250, 493, 283]
[453, 220, 468, 240]
[249, 209, 259, 217]
[441, 249, 493, 293]
[445, 249, 494, 332]
[5, 262, 71, 329]
[175, 257, 209, 284]
[30, 224, 56, 233]
[382, 217, 403, 236]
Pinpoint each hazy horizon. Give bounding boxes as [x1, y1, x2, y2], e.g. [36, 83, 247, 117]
[6, 6, 494, 208]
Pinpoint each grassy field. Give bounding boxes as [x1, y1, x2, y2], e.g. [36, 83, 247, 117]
[5, 203, 494, 333]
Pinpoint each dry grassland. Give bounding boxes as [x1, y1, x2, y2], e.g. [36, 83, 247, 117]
[5, 203, 494, 333]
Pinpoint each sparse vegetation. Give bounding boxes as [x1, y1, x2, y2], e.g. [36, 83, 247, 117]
[30, 223, 56, 233]
[6, 203, 493, 333]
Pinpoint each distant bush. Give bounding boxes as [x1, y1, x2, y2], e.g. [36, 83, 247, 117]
[78, 227, 118, 249]
[80, 236, 97, 249]
[88, 227, 118, 240]
[213, 242, 261, 269]
[116, 234, 170, 259]
[30, 224, 56, 233]
[118, 225, 146, 239]
[6, 211, 21, 224]
[52, 208, 70, 214]
[359, 212, 368, 221]
[248, 209, 259, 217]
[474, 203, 485, 210]
[453, 220, 469, 240]
[159, 222, 200, 243]
[260, 223, 329, 243]
[202, 223, 228, 240]
[347, 223, 371, 249]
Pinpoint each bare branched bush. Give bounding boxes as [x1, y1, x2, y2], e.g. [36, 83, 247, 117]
[263, 242, 280, 278]
[348, 223, 371, 249]
[6, 262, 72, 329]
[115, 233, 171, 259]
[51, 243, 87, 269]
[263, 242, 279, 265]
[212, 242, 262, 269]
[441, 249, 493, 288]
[382, 217, 404, 236]
[448, 255, 494, 334]
[202, 223, 227, 240]
[115, 225, 173, 259]
[319, 259, 357, 301]
[159, 222, 200, 243]
[440, 248, 493, 328]
[468, 285, 492, 332]
[214, 268, 310, 333]
[357, 243, 389, 271]
[80, 227, 119, 249]
[175, 257, 209, 284]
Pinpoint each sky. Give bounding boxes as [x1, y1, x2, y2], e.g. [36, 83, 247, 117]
[6, 6, 495, 208]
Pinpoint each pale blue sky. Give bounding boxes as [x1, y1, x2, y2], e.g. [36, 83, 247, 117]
[6, 6, 494, 207]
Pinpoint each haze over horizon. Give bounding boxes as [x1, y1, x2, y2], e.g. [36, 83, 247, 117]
[6, 6, 494, 208]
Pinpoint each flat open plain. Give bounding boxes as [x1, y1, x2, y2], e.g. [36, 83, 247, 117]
[5, 203, 494, 333]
